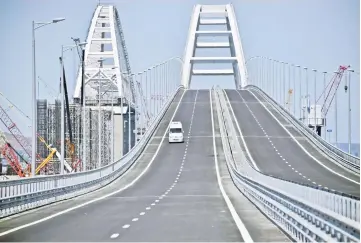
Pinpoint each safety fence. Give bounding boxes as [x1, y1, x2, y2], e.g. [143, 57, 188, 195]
[213, 87, 360, 242]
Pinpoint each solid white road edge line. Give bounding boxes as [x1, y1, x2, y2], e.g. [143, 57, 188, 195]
[247, 89, 359, 185]
[0, 90, 187, 237]
[210, 89, 254, 243]
[223, 89, 260, 172]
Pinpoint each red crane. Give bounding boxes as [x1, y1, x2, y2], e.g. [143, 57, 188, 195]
[0, 130, 29, 177]
[0, 104, 32, 160]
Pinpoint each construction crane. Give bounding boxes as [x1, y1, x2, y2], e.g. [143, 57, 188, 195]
[0, 103, 73, 175]
[0, 105, 32, 160]
[36, 134, 73, 174]
[0, 129, 29, 177]
[316, 65, 349, 118]
[61, 60, 75, 163]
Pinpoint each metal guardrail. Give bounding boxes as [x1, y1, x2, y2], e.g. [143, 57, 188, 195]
[244, 85, 360, 173]
[0, 86, 184, 218]
[213, 87, 360, 242]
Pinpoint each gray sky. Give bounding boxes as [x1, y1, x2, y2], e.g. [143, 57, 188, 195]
[0, 0, 359, 143]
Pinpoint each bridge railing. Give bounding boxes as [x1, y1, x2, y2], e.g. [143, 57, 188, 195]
[0, 86, 184, 219]
[244, 85, 360, 173]
[213, 87, 360, 242]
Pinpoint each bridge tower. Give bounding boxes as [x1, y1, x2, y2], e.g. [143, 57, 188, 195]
[73, 5, 136, 167]
[181, 4, 248, 89]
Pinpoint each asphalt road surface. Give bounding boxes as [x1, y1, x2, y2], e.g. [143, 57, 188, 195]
[225, 89, 359, 197]
[0, 90, 244, 242]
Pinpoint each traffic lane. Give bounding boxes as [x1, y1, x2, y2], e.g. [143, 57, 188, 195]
[241, 90, 360, 196]
[271, 136, 360, 196]
[188, 89, 211, 136]
[296, 138, 360, 181]
[238, 90, 289, 137]
[193, 88, 209, 101]
[251, 89, 360, 181]
[170, 94, 215, 193]
[119, 195, 241, 242]
[227, 89, 332, 186]
[215, 91, 291, 242]
[114, 89, 197, 197]
[0, 196, 160, 242]
[249, 90, 303, 137]
[170, 89, 219, 196]
[226, 89, 302, 179]
[213, 107, 291, 242]
[117, 101, 241, 241]
[0, 89, 185, 237]
[225, 89, 264, 137]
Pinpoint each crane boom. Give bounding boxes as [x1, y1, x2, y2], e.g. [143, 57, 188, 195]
[0, 130, 27, 177]
[2, 143, 27, 177]
[0, 104, 32, 159]
[316, 65, 349, 117]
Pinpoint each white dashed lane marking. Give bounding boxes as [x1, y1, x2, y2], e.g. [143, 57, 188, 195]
[110, 233, 119, 239]
[236, 90, 323, 188]
[119, 90, 200, 230]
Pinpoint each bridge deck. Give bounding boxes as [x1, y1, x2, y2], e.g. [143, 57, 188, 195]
[0, 89, 293, 242]
[225, 89, 360, 197]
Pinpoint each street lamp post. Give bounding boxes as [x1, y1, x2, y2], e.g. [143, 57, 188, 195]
[31, 18, 65, 177]
[292, 64, 296, 116]
[283, 62, 287, 108]
[295, 65, 301, 119]
[312, 69, 317, 133]
[288, 63, 291, 112]
[303, 67, 308, 123]
[347, 69, 354, 154]
[334, 71, 339, 146]
[270, 59, 274, 99]
[322, 71, 327, 140]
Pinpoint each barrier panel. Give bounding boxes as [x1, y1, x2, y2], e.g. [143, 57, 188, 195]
[213, 87, 360, 242]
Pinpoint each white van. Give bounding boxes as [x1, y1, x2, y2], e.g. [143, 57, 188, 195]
[168, 121, 184, 143]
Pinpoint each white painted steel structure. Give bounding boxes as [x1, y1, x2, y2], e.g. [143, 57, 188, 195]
[0, 4, 359, 242]
[73, 5, 133, 104]
[181, 4, 248, 89]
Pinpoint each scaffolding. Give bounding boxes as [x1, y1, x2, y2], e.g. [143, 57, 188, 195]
[37, 100, 48, 159]
[37, 99, 114, 174]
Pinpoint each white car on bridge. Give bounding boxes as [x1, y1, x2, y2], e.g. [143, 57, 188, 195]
[168, 121, 184, 143]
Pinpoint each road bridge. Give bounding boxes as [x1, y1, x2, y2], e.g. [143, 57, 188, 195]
[0, 3, 359, 242]
[226, 89, 359, 197]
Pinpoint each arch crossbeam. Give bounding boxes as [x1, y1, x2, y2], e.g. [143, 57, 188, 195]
[181, 4, 248, 89]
